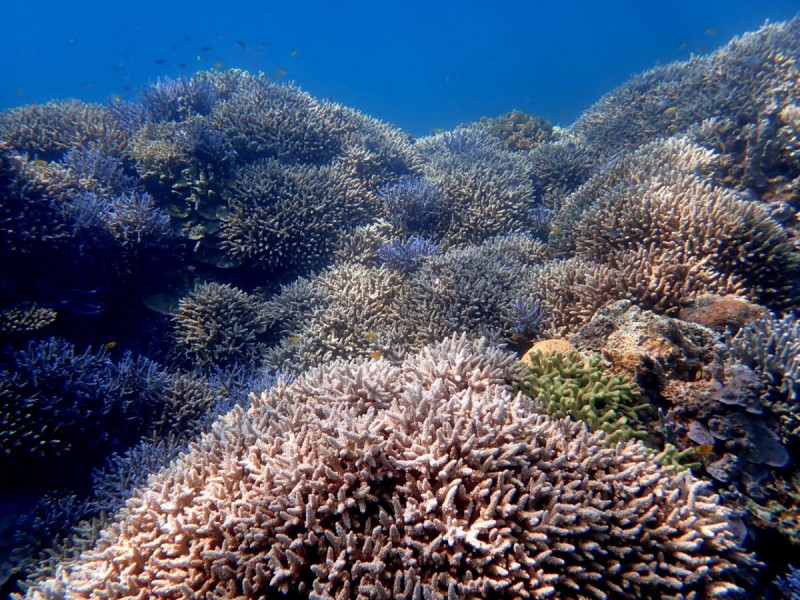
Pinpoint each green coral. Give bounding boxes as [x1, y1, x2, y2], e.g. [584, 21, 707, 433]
[516, 350, 651, 445]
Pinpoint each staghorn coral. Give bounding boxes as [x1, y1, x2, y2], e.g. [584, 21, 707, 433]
[0, 339, 180, 487]
[171, 282, 270, 371]
[523, 257, 624, 337]
[415, 129, 544, 245]
[555, 136, 799, 312]
[219, 157, 375, 274]
[61, 190, 174, 248]
[775, 565, 800, 599]
[728, 313, 800, 443]
[377, 236, 441, 272]
[58, 146, 138, 196]
[0, 302, 57, 334]
[0, 148, 71, 258]
[140, 75, 222, 122]
[266, 234, 551, 373]
[21, 336, 755, 599]
[471, 110, 555, 152]
[210, 72, 420, 174]
[333, 219, 400, 266]
[264, 263, 413, 373]
[378, 175, 445, 235]
[570, 18, 800, 166]
[516, 349, 650, 445]
[0, 100, 131, 160]
[527, 134, 599, 208]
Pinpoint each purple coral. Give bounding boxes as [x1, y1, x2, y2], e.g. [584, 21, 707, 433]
[141, 75, 220, 122]
[378, 235, 441, 272]
[59, 146, 137, 194]
[378, 175, 443, 233]
[776, 565, 800, 599]
[508, 295, 547, 338]
[61, 190, 173, 247]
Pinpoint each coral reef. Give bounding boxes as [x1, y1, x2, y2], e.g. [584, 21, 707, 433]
[0, 100, 131, 160]
[517, 349, 649, 445]
[3, 16, 800, 598]
[20, 337, 755, 599]
[171, 282, 270, 371]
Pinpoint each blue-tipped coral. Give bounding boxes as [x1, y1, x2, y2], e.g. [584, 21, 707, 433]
[58, 146, 136, 195]
[378, 236, 441, 272]
[378, 175, 444, 234]
[140, 75, 221, 122]
[507, 295, 547, 339]
[61, 190, 174, 248]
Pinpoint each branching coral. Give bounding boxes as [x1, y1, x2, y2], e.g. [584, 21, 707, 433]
[378, 236, 441, 272]
[0, 100, 131, 160]
[415, 129, 544, 245]
[570, 18, 800, 166]
[171, 281, 270, 371]
[517, 349, 649, 445]
[20, 336, 755, 600]
[0, 339, 179, 487]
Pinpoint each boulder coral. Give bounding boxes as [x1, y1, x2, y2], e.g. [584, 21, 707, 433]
[21, 336, 755, 599]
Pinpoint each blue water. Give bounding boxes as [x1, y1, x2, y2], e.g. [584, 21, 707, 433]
[3, 0, 798, 136]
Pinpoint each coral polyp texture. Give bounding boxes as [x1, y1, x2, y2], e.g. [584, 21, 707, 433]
[4, 14, 800, 599]
[21, 337, 754, 599]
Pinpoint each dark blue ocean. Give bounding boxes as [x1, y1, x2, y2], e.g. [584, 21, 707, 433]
[3, 0, 798, 136]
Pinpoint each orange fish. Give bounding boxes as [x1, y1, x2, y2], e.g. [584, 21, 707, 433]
[363, 331, 375, 340]
[370, 351, 383, 360]
[695, 444, 714, 457]
[287, 336, 300, 344]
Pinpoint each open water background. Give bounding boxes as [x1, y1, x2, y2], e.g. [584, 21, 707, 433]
[2, 0, 798, 136]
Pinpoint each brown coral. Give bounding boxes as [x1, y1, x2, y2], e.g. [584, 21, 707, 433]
[23, 336, 755, 599]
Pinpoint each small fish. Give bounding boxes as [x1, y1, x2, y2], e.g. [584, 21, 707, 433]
[663, 106, 678, 116]
[183, 35, 191, 42]
[81, 81, 94, 89]
[111, 63, 122, 71]
[550, 224, 563, 234]
[287, 336, 300, 344]
[275, 69, 287, 77]
[679, 42, 688, 51]
[370, 351, 383, 360]
[103, 341, 117, 350]
[290, 49, 298, 56]
[14, 89, 23, 96]
[706, 28, 718, 36]
[695, 444, 714, 457]
[32, 159, 49, 167]
[178, 62, 187, 68]
[363, 331, 375, 340]
[237, 40, 248, 51]
[155, 58, 165, 64]
[695, 370, 703, 380]
[214, 62, 223, 68]
[112, 95, 122, 104]
[201, 46, 212, 52]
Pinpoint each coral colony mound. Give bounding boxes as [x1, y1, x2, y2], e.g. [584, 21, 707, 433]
[1, 16, 800, 600]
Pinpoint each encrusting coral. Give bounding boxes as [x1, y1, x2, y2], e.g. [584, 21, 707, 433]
[20, 336, 755, 599]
